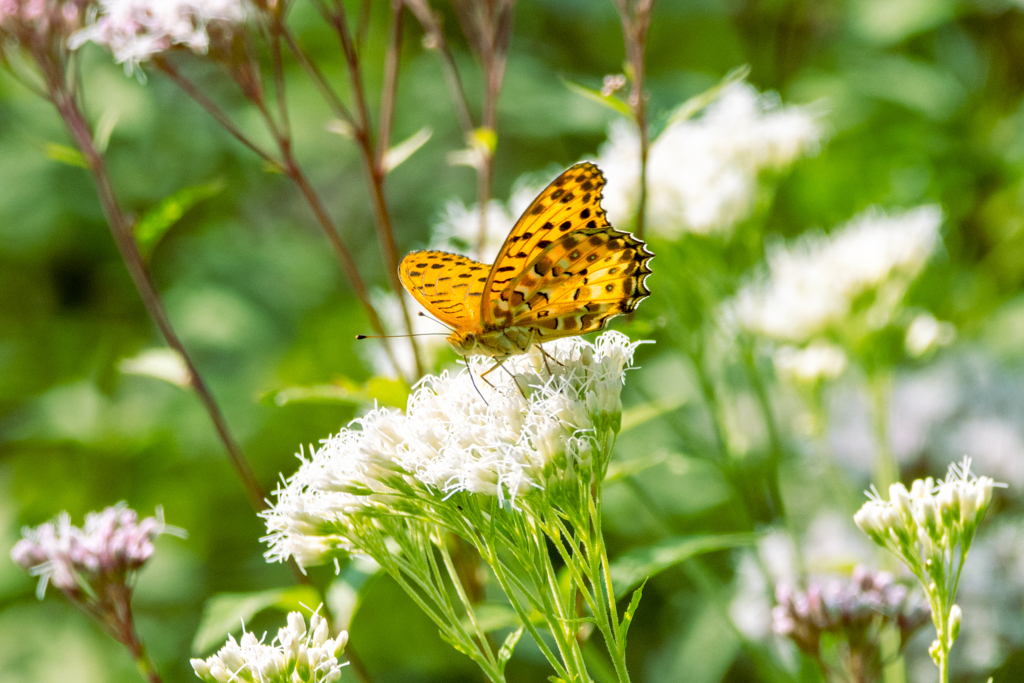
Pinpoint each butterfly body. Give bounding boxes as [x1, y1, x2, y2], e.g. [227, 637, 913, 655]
[400, 163, 652, 361]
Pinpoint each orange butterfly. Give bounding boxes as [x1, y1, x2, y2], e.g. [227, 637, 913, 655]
[400, 162, 653, 363]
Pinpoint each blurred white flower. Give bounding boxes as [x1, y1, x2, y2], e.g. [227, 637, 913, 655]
[905, 312, 956, 357]
[192, 610, 348, 683]
[363, 291, 451, 380]
[733, 205, 942, 343]
[773, 341, 847, 385]
[430, 181, 542, 263]
[70, 0, 246, 72]
[11, 502, 181, 600]
[597, 82, 822, 237]
[265, 332, 640, 568]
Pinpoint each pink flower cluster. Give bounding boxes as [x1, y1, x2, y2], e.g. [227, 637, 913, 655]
[773, 565, 929, 655]
[11, 503, 168, 599]
[0, 0, 89, 41]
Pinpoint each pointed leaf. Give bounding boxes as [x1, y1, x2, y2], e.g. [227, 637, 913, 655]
[619, 580, 646, 642]
[134, 179, 226, 259]
[261, 377, 409, 409]
[118, 347, 193, 388]
[620, 395, 688, 434]
[191, 585, 320, 655]
[666, 65, 751, 127]
[383, 127, 433, 173]
[45, 142, 87, 168]
[561, 77, 634, 118]
[611, 533, 757, 598]
[497, 625, 524, 668]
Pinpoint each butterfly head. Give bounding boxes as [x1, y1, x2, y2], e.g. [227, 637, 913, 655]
[448, 330, 479, 355]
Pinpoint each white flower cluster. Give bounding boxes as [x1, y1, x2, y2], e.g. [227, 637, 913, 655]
[265, 332, 640, 568]
[10, 502, 176, 599]
[70, 0, 246, 72]
[597, 82, 822, 237]
[192, 611, 348, 683]
[854, 458, 1002, 672]
[733, 205, 942, 343]
[854, 458, 998, 561]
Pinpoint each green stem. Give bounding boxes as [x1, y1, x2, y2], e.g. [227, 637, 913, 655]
[869, 371, 899, 493]
[437, 540, 502, 676]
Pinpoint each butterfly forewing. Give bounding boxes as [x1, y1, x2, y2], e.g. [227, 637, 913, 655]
[483, 162, 611, 325]
[399, 250, 490, 329]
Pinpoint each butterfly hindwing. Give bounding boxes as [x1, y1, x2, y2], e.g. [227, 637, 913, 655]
[507, 226, 653, 335]
[483, 162, 611, 325]
[399, 250, 490, 329]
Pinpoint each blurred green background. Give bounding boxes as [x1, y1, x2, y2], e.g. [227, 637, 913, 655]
[4, 0, 1024, 681]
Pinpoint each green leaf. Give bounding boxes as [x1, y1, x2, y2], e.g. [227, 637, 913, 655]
[261, 377, 409, 409]
[383, 127, 433, 173]
[44, 142, 87, 169]
[665, 65, 751, 127]
[619, 395, 689, 434]
[118, 347, 192, 389]
[191, 585, 320, 655]
[619, 580, 646, 641]
[497, 625, 524, 668]
[134, 179, 226, 259]
[610, 533, 757, 598]
[561, 77, 634, 119]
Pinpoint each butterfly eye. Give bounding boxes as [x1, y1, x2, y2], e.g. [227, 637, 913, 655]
[463, 333, 477, 348]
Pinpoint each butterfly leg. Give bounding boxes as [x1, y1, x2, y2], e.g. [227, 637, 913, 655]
[536, 344, 565, 374]
[464, 356, 489, 406]
[499, 363, 528, 399]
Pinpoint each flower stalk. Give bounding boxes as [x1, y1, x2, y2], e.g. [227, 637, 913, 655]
[854, 459, 1002, 683]
[264, 333, 645, 682]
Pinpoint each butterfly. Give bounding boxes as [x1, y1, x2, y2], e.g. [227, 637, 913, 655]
[400, 162, 653, 367]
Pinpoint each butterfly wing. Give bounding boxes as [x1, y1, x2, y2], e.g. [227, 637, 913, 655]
[482, 162, 611, 326]
[399, 250, 490, 329]
[509, 226, 653, 338]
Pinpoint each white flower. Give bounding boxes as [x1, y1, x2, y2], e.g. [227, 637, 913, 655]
[192, 610, 348, 683]
[363, 291, 451, 380]
[905, 312, 956, 357]
[597, 83, 822, 237]
[773, 341, 847, 385]
[732, 205, 942, 343]
[70, 0, 246, 73]
[11, 503, 182, 600]
[264, 332, 641, 568]
[430, 181, 542, 263]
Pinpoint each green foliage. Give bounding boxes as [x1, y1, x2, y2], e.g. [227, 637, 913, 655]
[4, 0, 1024, 682]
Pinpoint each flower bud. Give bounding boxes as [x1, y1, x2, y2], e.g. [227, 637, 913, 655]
[948, 604, 962, 646]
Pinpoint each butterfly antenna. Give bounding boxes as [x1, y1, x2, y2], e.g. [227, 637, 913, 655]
[417, 311, 455, 332]
[355, 333, 449, 340]
[464, 355, 488, 406]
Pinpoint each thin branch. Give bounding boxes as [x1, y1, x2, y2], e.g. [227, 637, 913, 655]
[403, 0, 475, 136]
[375, 0, 404, 169]
[46, 73, 268, 514]
[153, 58, 281, 170]
[328, 0, 424, 377]
[612, 0, 655, 239]
[279, 27, 356, 128]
